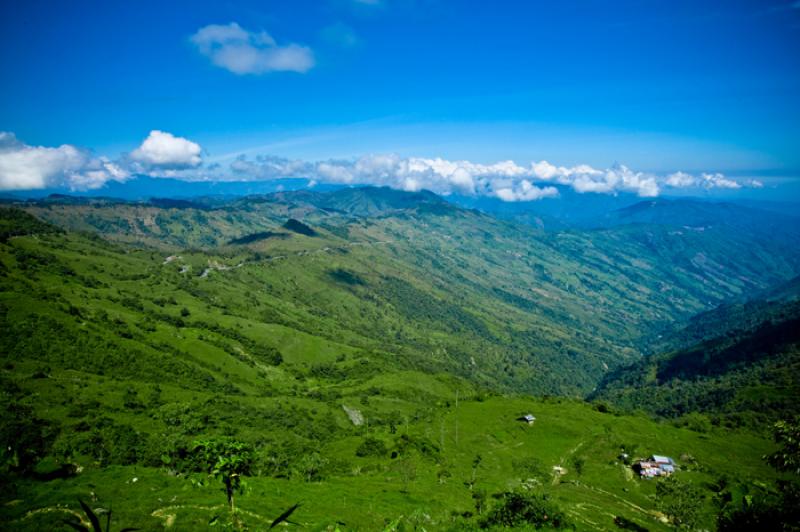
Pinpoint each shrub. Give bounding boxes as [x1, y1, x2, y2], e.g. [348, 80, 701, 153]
[481, 491, 571, 529]
[355, 437, 387, 457]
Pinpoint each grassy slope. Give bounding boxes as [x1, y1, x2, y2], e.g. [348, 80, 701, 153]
[0, 196, 797, 530]
[14, 193, 800, 395]
[5, 397, 779, 531]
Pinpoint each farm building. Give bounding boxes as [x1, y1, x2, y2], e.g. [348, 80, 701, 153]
[633, 455, 676, 478]
[517, 414, 536, 425]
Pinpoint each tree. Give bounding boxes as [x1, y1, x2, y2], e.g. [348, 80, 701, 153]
[0, 402, 55, 475]
[193, 439, 253, 512]
[465, 454, 482, 491]
[766, 418, 800, 475]
[718, 417, 800, 531]
[480, 490, 570, 529]
[656, 476, 704, 528]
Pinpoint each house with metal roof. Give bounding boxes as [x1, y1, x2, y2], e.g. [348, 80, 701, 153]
[633, 455, 677, 478]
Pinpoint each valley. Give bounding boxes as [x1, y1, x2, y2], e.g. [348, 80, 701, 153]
[2, 188, 799, 530]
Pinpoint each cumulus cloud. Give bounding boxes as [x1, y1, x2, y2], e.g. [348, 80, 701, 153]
[0, 132, 129, 191]
[0, 129, 205, 191]
[494, 180, 559, 202]
[190, 23, 314, 75]
[129, 130, 202, 169]
[665, 171, 695, 188]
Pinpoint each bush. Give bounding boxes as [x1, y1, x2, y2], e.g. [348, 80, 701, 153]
[355, 436, 387, 457]
[481, 491, 571, 529]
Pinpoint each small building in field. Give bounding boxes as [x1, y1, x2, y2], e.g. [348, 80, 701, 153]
[517, 414, 536, 425]
[633, 455, 676, 478]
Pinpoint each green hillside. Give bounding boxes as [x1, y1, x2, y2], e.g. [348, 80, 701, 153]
[11, 190, 800, 395]
[591, 286, 800, 428]
[1, 191, 799, 530]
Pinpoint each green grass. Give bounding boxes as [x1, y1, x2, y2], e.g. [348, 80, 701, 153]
[3, 398, 779, 531]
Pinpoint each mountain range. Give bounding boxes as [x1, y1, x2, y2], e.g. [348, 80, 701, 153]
[1, 186, 799, 530]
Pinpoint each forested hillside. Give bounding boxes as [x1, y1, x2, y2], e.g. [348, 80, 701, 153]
[11, 189, 800, 394]
[1, 189, 799, 530]
[591, 284, 800, 428]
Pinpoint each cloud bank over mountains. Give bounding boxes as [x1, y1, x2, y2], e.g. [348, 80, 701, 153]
[0, 130, 765, 200]
[223, 152, 762, 201]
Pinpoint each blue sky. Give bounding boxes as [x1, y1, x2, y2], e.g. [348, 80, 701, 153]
[1, 0, 799, 199]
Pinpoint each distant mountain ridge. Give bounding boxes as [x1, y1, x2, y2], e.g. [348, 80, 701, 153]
[0, 175, 339, 202]
[4, 175, 798, 230]
[597, 198, 798, 230]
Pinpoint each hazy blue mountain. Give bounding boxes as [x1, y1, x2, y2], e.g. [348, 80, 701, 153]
[0, 175, 339, 202]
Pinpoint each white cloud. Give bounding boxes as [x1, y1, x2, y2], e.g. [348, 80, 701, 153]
[0, 132, 129, 191]
[526, 161, 658, 197]
[231, 154, 557, 200]
[67, 160, 130, 190]
[666, 171, 695, 188]
[0, 130, 765, 200]
[531, 160, 559, 180]
[129, 130, 202, 169]
[664, 170, 743, 190]
[190, 23, 314, 75]
[700, 172, 741, 189]
[227, 154, 766, 201]
[494, 180, 559, 202]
